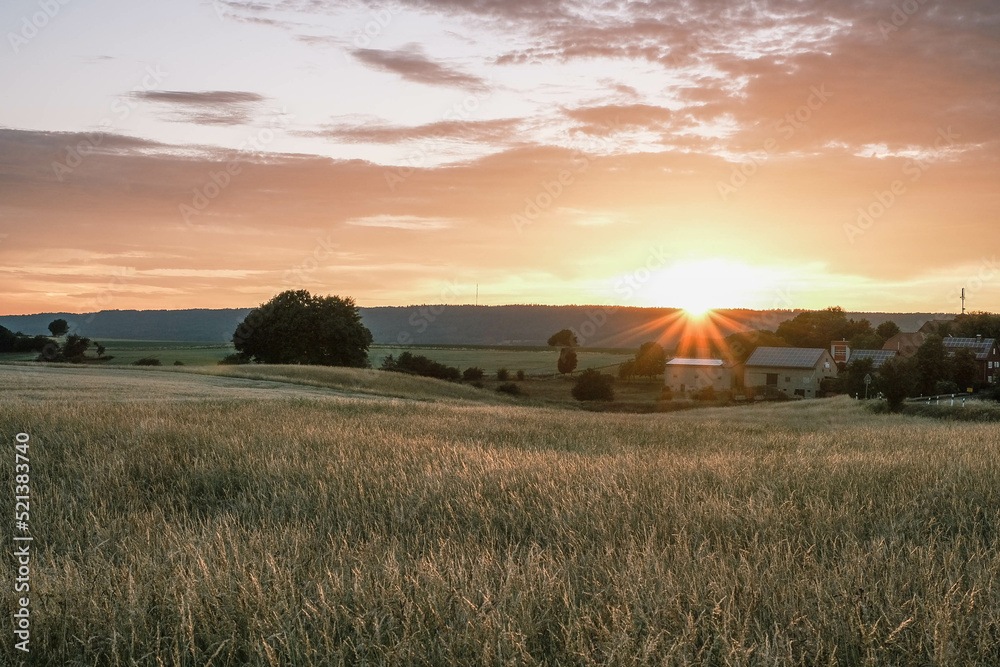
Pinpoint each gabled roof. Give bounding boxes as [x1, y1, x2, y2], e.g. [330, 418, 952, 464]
[882, 332, 925, 355]
[848, 349, 897, 369]
[943, 337, 997, 360]
[666, 358, 725, 367]
[745, 347, 828, 369]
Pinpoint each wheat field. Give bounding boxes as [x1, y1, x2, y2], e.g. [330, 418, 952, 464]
[2, 364, 1000, 665]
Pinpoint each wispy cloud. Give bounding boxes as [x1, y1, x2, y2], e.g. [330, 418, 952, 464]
[133, 90, 267, 126]
[352, 46, 488, 91]
[345, 215, 454, 230]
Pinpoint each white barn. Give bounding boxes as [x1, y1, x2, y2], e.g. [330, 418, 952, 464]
[664, 358, 732, 395]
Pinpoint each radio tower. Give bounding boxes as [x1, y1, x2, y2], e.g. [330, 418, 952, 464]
[961, 288, 966, 315]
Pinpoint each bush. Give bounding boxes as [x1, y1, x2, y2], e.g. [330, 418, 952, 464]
[496, 382, 525, 396]
[934, 380, 959, 396]
[497, 368, 510, 381]
[173, 360, 185, 366]
[132, 357, 162, 366]
[660, 386, 673, 401]
[471, 381, 484, 389]
[516, 370, 526, 381]
[694, 386, 717, 401]
[572, 369, 614, 401]
[384, 352, 461, 381]
[219, 353, 249, 365]
[462, 367, 485, 381]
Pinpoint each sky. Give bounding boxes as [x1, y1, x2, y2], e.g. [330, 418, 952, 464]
[1, 0, 999, 316]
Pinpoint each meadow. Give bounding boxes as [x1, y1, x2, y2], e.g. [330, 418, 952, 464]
[0, 340, 633, 375]
[2, 364, 1000, 665]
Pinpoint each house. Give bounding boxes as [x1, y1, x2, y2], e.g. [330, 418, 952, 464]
[830, 340, 851, 365]
[665, 358, 732, 395]
[744, 347, 838, 398]
[942, 336, 1000, 384]
[846, 348, 897, 369]
[882, 332, 926, 358]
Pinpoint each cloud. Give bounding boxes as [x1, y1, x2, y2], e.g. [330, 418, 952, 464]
[303, 117, 521, 144]
[345, 215, 453, 230]
[133, 90, 268, 126]
[351, 47, 488, 91]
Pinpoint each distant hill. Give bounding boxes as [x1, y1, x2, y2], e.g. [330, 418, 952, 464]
[0, 307, 953, 348]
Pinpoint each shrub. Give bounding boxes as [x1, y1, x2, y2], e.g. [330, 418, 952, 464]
[132, 357, 162, 366]
[219, 353, 249, 365]
[516, 370, 525, 381]
[384, 351, 461, 381]
[694, 386, 717, 401]
[660, 386, 673, 401]
[173, 360, 185, 366]
[572, 369, 614, 401]
[497, 368, 510, 381]
[934, 380, 959, 396]
[462, 367, 485, 381]
[471, 381, 484, 389]
[496, 382, 525, 396]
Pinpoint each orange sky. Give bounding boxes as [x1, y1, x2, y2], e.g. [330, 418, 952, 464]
[2, 0, 999, 316]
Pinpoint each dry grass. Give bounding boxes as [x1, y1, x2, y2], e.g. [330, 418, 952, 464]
[2, 366, 1000, 665]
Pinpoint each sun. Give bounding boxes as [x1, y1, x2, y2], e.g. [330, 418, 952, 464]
[639, 258, 773, 312]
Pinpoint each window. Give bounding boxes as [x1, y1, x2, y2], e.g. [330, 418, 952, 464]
[785, 376, 791, 383]
[766, 373, 778, 386]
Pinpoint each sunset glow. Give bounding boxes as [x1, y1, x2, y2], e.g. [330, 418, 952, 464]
[1, 0, 999, 315]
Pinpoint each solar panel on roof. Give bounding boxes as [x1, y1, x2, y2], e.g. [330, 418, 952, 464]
[745, 347, 826, 368]
[848, 349, 897, 369]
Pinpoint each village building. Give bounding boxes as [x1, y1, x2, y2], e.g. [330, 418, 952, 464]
[744, 347, 838, 398]
[942, 336, 1000, 384]
[845, 348, 897, 369]
[664, 358, 732, 395]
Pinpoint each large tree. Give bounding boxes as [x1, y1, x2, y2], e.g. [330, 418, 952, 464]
[914, 334, 948, 396]
[634, 341, 666, 378]
[233, 290, 372, 366]
[879, 357, 915, 412]
[776, 307, 873, 349]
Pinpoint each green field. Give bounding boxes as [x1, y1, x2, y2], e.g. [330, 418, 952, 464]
[3, 365, 1000, 665]
[0, 340, 633, 374]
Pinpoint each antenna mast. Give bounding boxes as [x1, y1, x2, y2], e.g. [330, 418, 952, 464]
[961, 288, 966, 315]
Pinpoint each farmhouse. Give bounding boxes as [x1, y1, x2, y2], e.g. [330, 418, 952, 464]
[744, 347, 837, 398]
[664, 358, 732, 395]
[942, 336, 1000, 384]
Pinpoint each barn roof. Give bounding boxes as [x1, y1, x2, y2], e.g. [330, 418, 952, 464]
[745, 347, 828, 369]
[848, 349, 897, 369]
[943, 337, 997, 360]
[666, 358, 725, 367]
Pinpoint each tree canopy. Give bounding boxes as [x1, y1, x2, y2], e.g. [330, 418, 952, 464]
[547, 329, 579, 347]
[48, 319, 69, 337]
[233, 290, 372, 366]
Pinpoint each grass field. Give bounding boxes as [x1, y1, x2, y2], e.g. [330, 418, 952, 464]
[0, 340, 633, 374]
[3, 364, 1000, 665]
